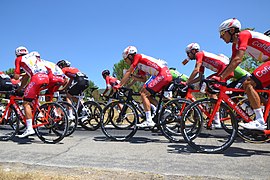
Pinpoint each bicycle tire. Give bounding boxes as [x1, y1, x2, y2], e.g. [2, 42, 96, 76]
[78, 101, 103, 131]
[232, 96, 270, 143]
[58, 101, 78, 136]
[0, 106, 20, 141]
[159, 98, 193, 143]
[33, 102, 68, 144]
[101, 100, 138, 141]
[181, 98, 238, 153]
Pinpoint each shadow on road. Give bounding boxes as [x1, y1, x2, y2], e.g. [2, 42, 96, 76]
[167, 144, 270, 157]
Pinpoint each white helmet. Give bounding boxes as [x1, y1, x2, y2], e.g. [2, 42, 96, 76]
[15, 46, 28, 56]
[122, 46, 137, 59]
[185, 43, 200, 53]
[219, 18, 241, 32]
[31, 51, 41, 57]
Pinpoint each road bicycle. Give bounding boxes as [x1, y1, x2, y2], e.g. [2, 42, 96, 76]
[0, 90, 69, 143]
[100, 86, 184, 141]
[181, 79, 270, 153]
[57, 91, 103, 131]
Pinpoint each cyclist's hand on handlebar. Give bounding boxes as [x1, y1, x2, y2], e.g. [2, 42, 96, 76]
[113, 84, 121, 90]
[210, 75, 223, 82]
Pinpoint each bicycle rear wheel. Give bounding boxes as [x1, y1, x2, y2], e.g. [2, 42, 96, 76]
[33, 102, 68, 144]
[101, 101, 138, 141]
[78, 101, 103, 131]
[159, 98, 192, 143]
[58, 101, 78, 136]
[181, 98, 238, 153]
[0, 106, 19, 141]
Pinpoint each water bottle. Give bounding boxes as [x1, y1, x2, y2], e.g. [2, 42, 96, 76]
[200, 82, 207, 93]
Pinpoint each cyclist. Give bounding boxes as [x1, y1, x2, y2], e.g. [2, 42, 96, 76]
[31, 52, 65, 101]
[101, 69, 120, 98]
[114, 46, 172, 128]
[56, 60, 89, 118]
[218, 18, 270, 130]
[14, 46, 49, 137]
[184, 43, 247, 128]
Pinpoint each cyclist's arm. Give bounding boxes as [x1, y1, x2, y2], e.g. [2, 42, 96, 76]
[220, 50, 245, 80]
[102, 87, 109, 96]
[120, 66, 135, 86]
[58, 77, 71, 91]
[186, 62, 202, 85]
[17, 74, 30, 91]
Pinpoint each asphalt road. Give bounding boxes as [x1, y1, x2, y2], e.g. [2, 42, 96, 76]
[0, 127, 270, 179]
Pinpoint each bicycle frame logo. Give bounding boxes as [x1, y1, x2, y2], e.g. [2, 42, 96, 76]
[225, 94, 250, 121]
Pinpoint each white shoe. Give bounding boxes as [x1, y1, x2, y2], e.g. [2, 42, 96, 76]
[18, 128, 35, 138]
[212, 122, 222, 129]
[137, 121, 155, 128]
[80, 116, 88, 122]
[37, 113, 44, 118]
[161, 109, 171, 120]
[239, 121, 266, 130]
[68, 115, 76, 120]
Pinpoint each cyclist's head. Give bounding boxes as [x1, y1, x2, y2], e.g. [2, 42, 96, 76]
[122, 46, 137, 63]
[185, 43, 200, 60]
[169, 67, 176, 70]
[102, 69, 110, 77]
[219, 18, 241, 42]
[15, 46, 28, 57]
[56, 60, 71, 69]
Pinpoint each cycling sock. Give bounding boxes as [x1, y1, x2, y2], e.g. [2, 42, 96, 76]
[69, 109, 73, 116]
[26, 119, 33, 129]
[254, 108, 265, 124]
[145, 111, 152, 122]
[214, 112, 220, 123]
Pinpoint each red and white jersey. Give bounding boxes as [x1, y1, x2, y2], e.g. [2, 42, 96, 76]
[131, 54, 167, 76]
[42, 60, 65, 76]
[196, 51, 229, 73]
[105, 76, 120, 89]
[232, 30, 270, 62]
[15, 53, 48, 76]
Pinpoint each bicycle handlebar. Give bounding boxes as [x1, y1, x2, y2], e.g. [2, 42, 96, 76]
[202, 78, 227, 94]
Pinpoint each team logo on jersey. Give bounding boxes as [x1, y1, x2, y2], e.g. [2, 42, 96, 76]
[252, 41, 270, 53]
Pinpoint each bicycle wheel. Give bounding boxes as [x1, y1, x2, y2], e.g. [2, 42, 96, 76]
[232, 96, 270, 143]
[159, 98, 192, 143]
[78, 101, 103, 131]
[58, 101, 78, 136]
[33, 102, 68, 144]
[0, 106, 19, 141]
[101, 101, 138, 141]
[181, 98, 238, 153]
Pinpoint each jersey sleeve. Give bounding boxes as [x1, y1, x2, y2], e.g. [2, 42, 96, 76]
[131, 54, 141, 69]
[237, 30, 252, 51]
[195, 51, 204, 64]
[14, 57, 21, 74]
[195, 52, 204, 73]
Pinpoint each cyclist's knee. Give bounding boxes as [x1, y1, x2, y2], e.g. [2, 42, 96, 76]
[243, 78, 257, 91]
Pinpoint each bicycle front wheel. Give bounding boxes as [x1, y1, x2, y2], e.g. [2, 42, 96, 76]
[58, 101, 78, 136]
[78, 101, 103, 131]
[181, 98, 238, 153]
[0, 106, 19, 141]
[101, 101, 138, 141]
[159, 98, 192, 143]
[34, 102, 68, 144]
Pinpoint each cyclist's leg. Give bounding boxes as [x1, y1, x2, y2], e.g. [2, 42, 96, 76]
[240, 67, 269, 130]
[138, 68, 172, 127]
[19, 73, 49, 137]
